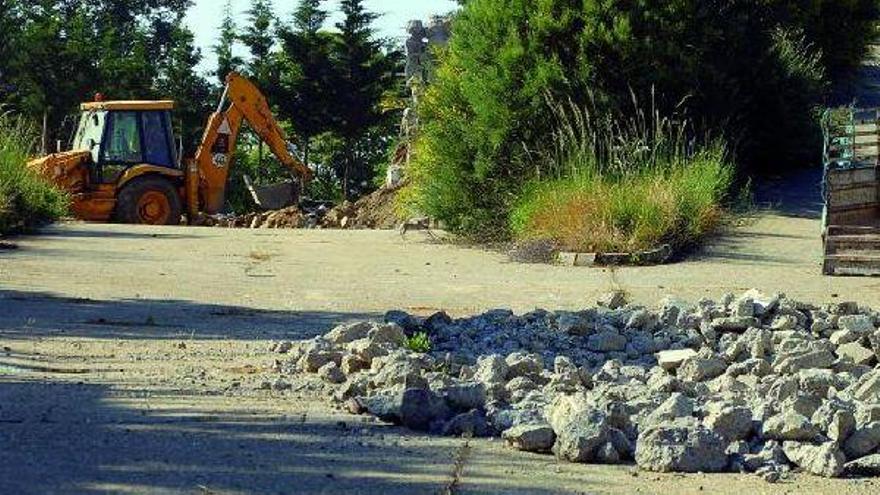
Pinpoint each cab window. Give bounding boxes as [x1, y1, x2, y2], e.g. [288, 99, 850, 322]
[142, 111, 174, 168]
[102, 111, 143, 163]
[73, 110, 107, 163]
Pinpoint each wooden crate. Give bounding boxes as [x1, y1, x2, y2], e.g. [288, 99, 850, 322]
[822, 108, 880, 275]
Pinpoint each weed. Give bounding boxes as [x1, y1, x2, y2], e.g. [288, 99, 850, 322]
[0, 111, 68, 234]
[404, 332, 432, 353]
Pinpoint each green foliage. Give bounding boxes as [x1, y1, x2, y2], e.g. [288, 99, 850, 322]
[155, 25, 214, 155]
[241, 0, 277, 89]
[329, 0, 403, 200]
[408, 0, 878, 239]
[214, 0, 244, 85]
[0, 0, 207, 150]
[225, 142, 291, 213]
[0, 112, 67, 234]
[510, 101, 734, 253]
[404, 332, 432, 354]
[276, 0, 336, 170]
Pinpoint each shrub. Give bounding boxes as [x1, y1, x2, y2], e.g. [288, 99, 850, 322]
[511, 100, 734, 253]
[407, 0, 877, 239]
[404, 332, 432, 354]
[0, 112, 67, 234]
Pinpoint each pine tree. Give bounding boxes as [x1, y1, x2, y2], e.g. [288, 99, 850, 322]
[241, 0, 276, 88]
[156, 25, 212, 154]
[241, 0, 277, 170]
[329, 0, 400, 200]
[277, 0, 334, 170]
[214, 0, 243, 85]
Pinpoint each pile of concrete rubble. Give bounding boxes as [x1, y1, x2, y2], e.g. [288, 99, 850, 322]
[272, 290, 880, 480]
[208, 206, 310, 229]
[206, 184, 405, 230]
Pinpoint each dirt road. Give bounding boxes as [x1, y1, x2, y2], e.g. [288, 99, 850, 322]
[2, 214, 880, 494]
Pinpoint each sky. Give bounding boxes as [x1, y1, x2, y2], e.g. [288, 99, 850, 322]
[185, 0, 459, 74]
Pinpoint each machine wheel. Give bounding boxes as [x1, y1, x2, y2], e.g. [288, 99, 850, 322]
[115, 176, 182, 225]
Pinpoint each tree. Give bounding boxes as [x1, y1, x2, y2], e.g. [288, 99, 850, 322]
[241, 0, 277, 170]
[214, 0, 243, 85]
[276, 0, 335, 170]
[240, 0, 276, 88]
[0, 0, 195, 148]
[407, 0, 876, 237]
[329, 0, 401, 199]
[155, 25, 213, 154]
[0, 2, 23, 103]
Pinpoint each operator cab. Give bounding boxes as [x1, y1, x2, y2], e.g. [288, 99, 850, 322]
[73, 100, 178, 184]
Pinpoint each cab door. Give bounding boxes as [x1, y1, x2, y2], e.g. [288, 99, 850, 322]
[99, 111, 144, 183]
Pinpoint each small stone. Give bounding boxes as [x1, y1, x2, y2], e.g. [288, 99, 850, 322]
[505, 352, 544, 379]
[838, 315, 875, 334]
[368, 323, 407, 346]
[782, 441, 845, 478]
[844, 453, 880, 475]
[442, 409, 493, 437]
[829, 329, 858, 346]
[474, 355, 508, 384]
[324, 322, 373, 344]
[384, 310, 421, 333]
[704, 406, 753, 441]
[439, 381, 487, 411]
[842, 422, 880, 459]
[677, 354, 727, 382]
[556, 311, 596, 336]
[597, 291, 626, 309]
[733, 296, 754, 318]
[635, 421, 729, 473]
[502, 424, 556, 452]
[657, 349, 697, 371]
[772, 349, 836, 374]
[318, 361, 346, 384]
[399, 388, 450, 431]
[761, 411, 819, 441]
[837, 342, 875, 366]
[587, 329, 627, 352]
[710, 317, 758, 333]
[826, 410, 856, 444]
[761, 469, 781, 483]
[298, 349, 342, 372]
[346, 338, 389, 362]
[646, 393, 694, 425]
[851, 371, 880, 402]
[546, 395, 611, 462]
[341, 354, 369, 375]
[770, 315, 798, 331]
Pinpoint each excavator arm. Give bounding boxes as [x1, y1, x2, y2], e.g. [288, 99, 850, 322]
[188, 72, 312, 216]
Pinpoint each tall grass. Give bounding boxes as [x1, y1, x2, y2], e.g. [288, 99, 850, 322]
[510, 97, 735, 254]
[0, 111, 68, 234]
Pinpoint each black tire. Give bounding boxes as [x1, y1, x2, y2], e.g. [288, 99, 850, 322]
[115, 175, 182, 225]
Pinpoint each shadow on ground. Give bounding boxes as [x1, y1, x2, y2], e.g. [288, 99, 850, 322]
[0, 379, 449, 495]
[0, 289, 379, 341]
[752, 167, 824, 220]
[0, 379, 609, 495]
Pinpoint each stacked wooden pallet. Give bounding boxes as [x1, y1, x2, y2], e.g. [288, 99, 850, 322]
[822, 109, 880, 276]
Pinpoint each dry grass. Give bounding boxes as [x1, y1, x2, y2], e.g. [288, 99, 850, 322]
[510, 97, 734, 253]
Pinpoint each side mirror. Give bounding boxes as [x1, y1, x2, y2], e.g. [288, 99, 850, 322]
[88, 138, 97, 150]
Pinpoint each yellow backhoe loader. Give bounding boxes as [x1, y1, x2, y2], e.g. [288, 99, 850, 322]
[28, 72, 312, 225]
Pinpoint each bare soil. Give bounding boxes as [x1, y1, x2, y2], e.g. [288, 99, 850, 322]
[1, 213, 879, 494]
